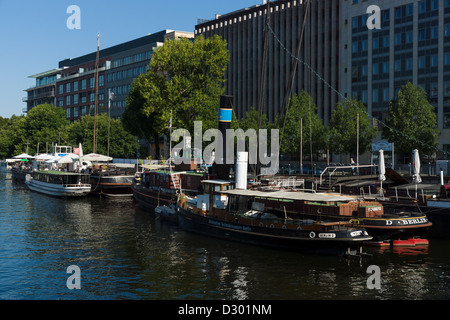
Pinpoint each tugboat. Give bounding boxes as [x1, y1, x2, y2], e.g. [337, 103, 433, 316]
[176, 153, 373, 256]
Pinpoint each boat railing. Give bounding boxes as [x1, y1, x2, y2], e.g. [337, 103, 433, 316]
[319, 164, 378, 186]
[63, 183, 91, 188]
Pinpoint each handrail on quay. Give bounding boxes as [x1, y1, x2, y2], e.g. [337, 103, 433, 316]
[319, 164, 378, 186]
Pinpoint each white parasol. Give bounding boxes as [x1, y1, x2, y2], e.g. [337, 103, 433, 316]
[13, 153, 34, 159]
[378, 150, 386, 198]
[80, 153, 112, 162]
[57, 153, 80, 164]
[412, 149, 422, 184]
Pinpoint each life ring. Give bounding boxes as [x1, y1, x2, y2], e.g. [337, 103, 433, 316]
[310, 232, 315, 238]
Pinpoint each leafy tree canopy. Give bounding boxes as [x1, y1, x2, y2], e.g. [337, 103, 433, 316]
[328, 98, 377, 157]
[382, 82, 439, 157]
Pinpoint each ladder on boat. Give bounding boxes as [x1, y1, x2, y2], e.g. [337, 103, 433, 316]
[171, 173, 181, 193]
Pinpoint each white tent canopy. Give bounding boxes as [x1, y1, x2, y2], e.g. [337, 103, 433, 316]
[13, 153, 34, 159]
[57, 153, 80, 164]
[80, 153, 112, 162]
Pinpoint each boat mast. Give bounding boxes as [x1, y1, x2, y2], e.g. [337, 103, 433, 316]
[93, 32, 100, 154]
[256, 0, 271, 181]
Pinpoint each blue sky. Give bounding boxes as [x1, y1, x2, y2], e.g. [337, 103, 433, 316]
[0, 0, 259, 118]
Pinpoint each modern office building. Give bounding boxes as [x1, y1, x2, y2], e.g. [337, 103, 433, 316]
[23, 69, 61, 113]
[196, 0, 341, 124]
[25, 30, 194, 121]
[195, 0, 450, 155]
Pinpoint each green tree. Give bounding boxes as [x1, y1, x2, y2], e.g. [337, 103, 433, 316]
[13, 104, 68, 156]
[64, 114, 139, 158]
[123, 35, 229, 158]
[0, 115, 27, 158]
[383, 82, 439, 158]
[328, 98, 377, 157]
[278, 91, 327, 155]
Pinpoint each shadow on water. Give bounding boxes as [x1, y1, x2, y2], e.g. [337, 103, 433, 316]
[1, 173, 450, 300]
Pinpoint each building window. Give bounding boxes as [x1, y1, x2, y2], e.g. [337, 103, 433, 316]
[445, 24, 450, 37]
[59, 85, 64, 95]
[406, 4, 413, 16]
[419, 29, 426, 41]
[431, 26, 438, 39]
[431, 55, 438, 67]
[89, 77, 94, 89]
[373, 89, 379, 103]
[373, 63, 379, 75]
[444, 114, 450, 128]
[66, 83, 71, 93]
[406, 58, 413, 70]
[66, 108, 71, 118]
[395, 60, 402, 72]
[395, 33, 402, 45]
[99, 75, 104, 87]
[406, 31, 413, 43]
[383, 88, 390, 102]
[419, 1, 427, 13]
[419, 56, 426, 68]
[383, 36, 390, 48]
[73, 81, 78, 92]
[431, 0, 439, 10]
[74, 107, 78, 118]
[445, 81, 450, 96]
[383, 62, 389, 73]
[81, 79, 86, 90]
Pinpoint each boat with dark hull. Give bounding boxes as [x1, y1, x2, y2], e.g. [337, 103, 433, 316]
[89, 164, 135, 197]
[177, 180, 373, 256]
[132, 164, 206, 213]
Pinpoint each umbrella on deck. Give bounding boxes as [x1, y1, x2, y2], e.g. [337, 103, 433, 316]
[13, 153, 34, 159]
[378, 150, 386, 198]
[412, 149, 422, 184]
[57, 153, 80, 164]
[80, 153, 112, 162]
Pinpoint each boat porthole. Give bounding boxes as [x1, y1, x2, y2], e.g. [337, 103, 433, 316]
[297, 226, 302, 230]
[310, 232, 315, 238]
[317, 208, 322, 214]
[282, 225, 287, 229]
[259, 222, 264, 227]
[270, 224, 275, 228]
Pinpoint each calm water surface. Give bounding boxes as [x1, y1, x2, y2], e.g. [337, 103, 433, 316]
[1, 173, 450, 300]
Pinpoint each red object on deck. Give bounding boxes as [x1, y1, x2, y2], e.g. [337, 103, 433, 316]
[408, 237, 429, 246]
[392, 239, 416, 247]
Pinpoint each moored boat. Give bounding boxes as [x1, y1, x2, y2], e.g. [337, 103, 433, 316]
[25, 170, 91, 197]
[176, 179, 373, 256]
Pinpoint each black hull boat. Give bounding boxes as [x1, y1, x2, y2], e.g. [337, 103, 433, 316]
[90, 174, 134, 197]
[132, 180, 177, 212]
[176, 180, 372, 256]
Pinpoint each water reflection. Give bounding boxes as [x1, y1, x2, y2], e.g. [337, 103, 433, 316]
[2, 173, 450, 299]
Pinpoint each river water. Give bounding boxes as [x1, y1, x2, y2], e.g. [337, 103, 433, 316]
[1, 172, 450, 301]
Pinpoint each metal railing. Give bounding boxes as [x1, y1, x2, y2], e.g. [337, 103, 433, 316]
[319, 164, 378, 186]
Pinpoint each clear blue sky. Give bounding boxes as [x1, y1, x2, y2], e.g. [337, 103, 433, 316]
[0, 0, 259, 118]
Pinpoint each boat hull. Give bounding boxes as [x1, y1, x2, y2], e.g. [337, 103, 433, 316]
[176, 206, 372, 255]
[89, 175, 133, 197]
[132, 182, 177, 212]
[25, 179, 91, 197]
